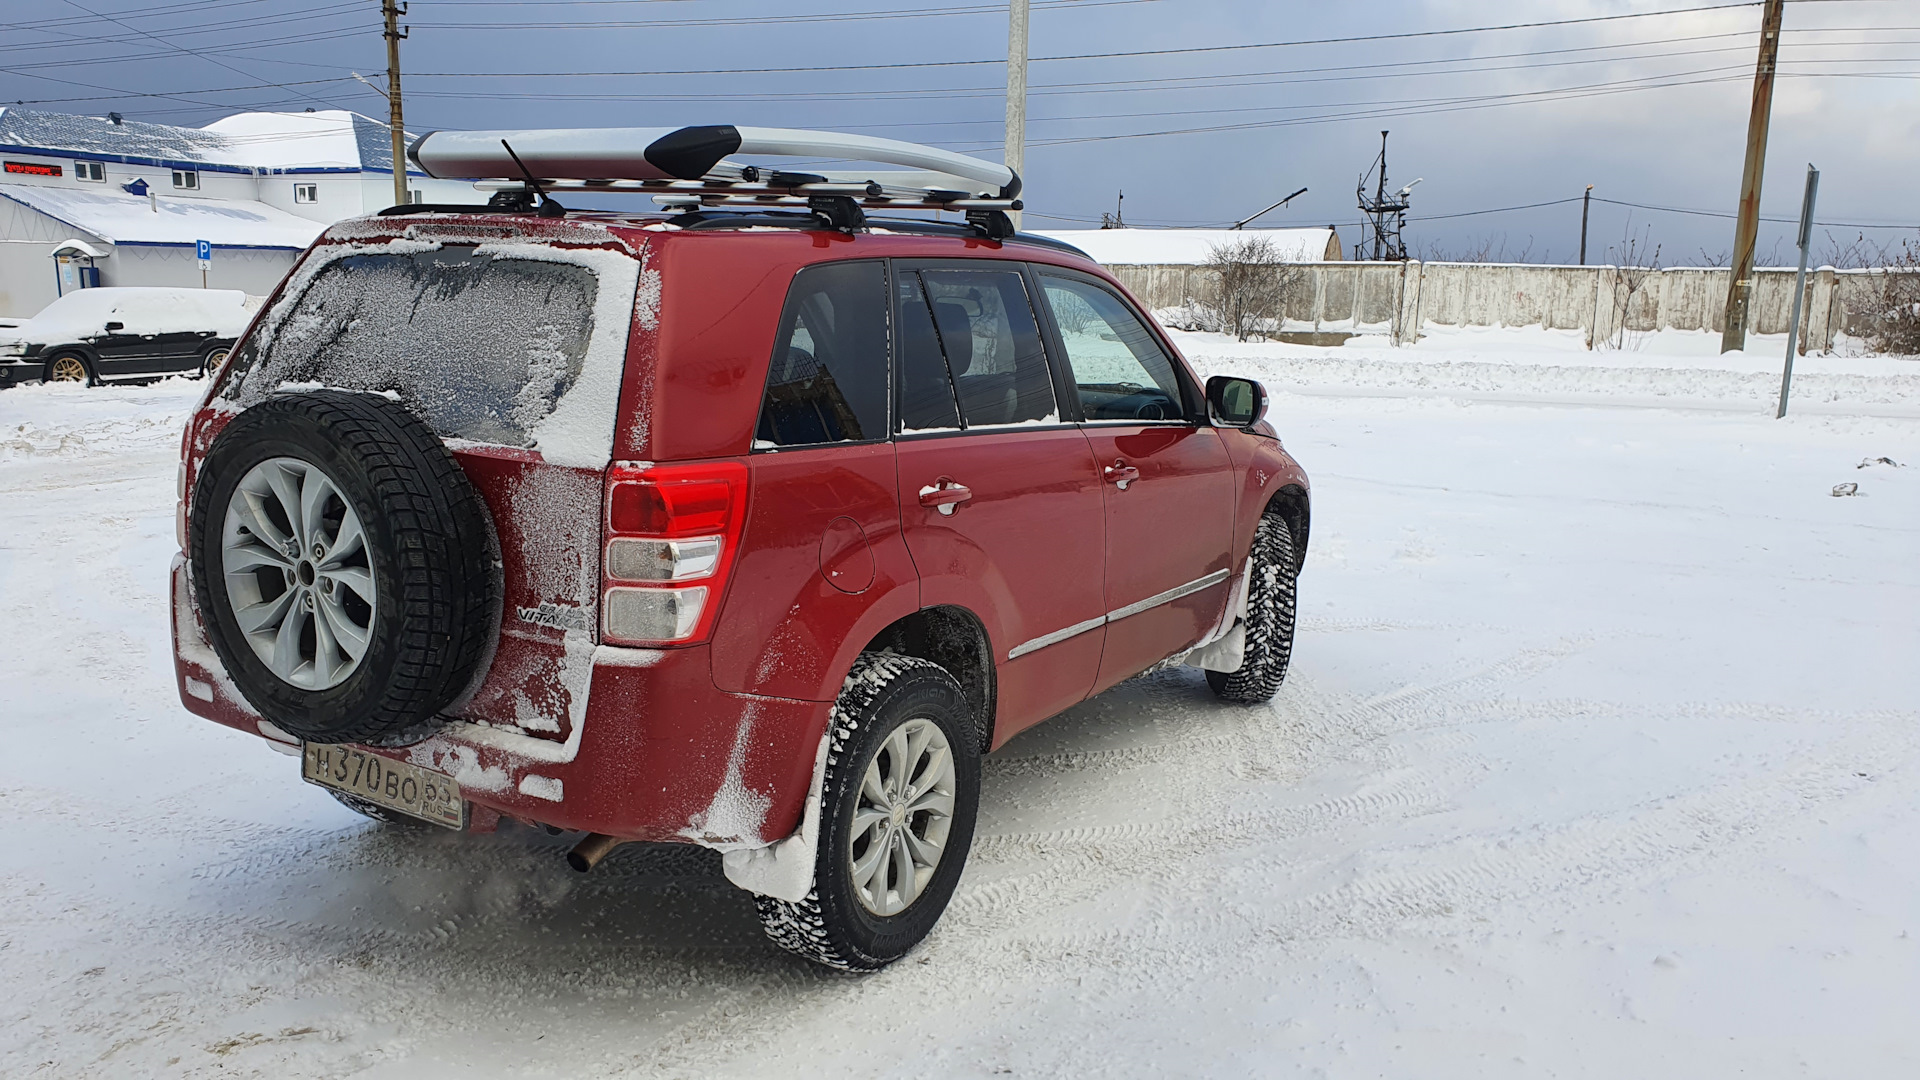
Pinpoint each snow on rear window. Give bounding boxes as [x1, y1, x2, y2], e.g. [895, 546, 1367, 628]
[223, 247, 598, 449]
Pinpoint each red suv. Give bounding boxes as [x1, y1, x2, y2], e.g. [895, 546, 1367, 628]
[170, 126, 1309, 970]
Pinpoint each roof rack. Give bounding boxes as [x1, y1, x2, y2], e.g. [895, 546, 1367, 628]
[407, 125, 1023, 222]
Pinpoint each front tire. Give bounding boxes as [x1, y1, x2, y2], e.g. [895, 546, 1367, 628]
[755, 653, 980, 971]
[42, 352, 92, 385]
[1206, 512, 1298, 703]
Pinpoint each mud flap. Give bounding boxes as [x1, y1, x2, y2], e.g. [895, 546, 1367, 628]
[720, 729, 830, 901]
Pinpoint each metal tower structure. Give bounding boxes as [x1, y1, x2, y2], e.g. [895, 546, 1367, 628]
[1355, 130, 1418, 261]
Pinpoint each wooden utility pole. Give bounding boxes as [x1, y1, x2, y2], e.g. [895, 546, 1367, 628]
[1005, 0, 1028, 228]
[1720, 0, 1784, 353]
[1579, 184, 1593, 265]
[382, 0, 409, 209]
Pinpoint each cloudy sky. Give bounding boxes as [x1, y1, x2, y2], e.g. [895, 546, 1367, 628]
[5, 0, 1917, 264]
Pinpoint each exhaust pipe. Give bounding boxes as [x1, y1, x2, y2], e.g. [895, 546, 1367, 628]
[567, 832, 624, 873]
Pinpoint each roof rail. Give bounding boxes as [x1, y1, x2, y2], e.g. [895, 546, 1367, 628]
[408, 125, 1022, 214]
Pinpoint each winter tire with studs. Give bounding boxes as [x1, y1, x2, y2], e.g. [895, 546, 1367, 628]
[754, 653, 980, 971]
[1207, 510, 1298, 704]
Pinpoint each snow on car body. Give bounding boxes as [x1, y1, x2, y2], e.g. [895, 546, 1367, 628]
[168, 127, 1310, 968]
[0, 286, 255, 386]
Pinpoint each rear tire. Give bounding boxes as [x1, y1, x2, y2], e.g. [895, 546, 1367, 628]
[754, 653, 980, 971]
[199, 345, 231, 378]
[1206, 512, 1298, 704]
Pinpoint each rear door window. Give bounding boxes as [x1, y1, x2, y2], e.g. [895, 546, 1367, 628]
[909, 267, 1056, 428]
[756, 260, 890, 447]
[1038, 273, 1187, 422]
[224, 246, 599, 448]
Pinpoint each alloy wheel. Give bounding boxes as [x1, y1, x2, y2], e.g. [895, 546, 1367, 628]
[220, 456, 376, 690]
[848, 716, 957, 916]
[46, 355, 87, 382]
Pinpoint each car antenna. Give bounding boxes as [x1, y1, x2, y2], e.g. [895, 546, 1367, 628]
[499, 139, 565, 218]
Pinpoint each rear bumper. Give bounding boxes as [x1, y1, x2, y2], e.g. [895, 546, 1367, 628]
[170, 555, 829, 846]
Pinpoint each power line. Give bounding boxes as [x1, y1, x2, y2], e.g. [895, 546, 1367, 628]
[414, 0, 1162, 30]
[408, 2, 1776, 78]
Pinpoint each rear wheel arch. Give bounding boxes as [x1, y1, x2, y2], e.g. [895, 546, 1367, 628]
[858, 605, 996, 755]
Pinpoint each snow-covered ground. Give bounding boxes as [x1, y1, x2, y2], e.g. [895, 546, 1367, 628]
[2, 334, 1916, 1077]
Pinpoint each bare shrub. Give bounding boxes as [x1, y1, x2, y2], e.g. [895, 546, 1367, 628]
[1154, 300, 1228, 334]
[1869, 238, 1920, 356]
[1601, 225, 1661, 351]
[1205, 235, 1302, 341]
[1420, 234, 1537, 264]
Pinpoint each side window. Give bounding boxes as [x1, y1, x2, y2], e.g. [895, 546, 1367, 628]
[896, 271, 961, 431]
[1039, 274, 1186, 422]
[756, 260, 890, 447]
[919, 268, 1056, 427]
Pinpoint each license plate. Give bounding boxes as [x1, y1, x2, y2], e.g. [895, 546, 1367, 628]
[303, 743, 465, 830]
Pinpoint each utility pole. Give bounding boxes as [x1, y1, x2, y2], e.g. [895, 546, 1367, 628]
[382, 0, 409, 209]
[1579, 184, 1593, 265]
[1720, 0, 1784, 353]
[1004, 0, 1028, 229]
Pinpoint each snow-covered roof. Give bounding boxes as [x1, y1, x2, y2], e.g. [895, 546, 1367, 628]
[0, 183, 326, 249]
[0, 107, 401, 174]
[199, 111, 397, 171]
[1033, 227, 1341, 265]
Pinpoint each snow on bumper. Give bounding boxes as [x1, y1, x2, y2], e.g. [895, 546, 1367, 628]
[171, 555, 829, 845]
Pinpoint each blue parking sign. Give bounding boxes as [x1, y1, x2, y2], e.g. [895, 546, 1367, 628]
[195, 239, 211, 262]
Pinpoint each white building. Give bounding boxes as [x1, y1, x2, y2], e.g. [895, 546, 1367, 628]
[0, 107, 482, 318]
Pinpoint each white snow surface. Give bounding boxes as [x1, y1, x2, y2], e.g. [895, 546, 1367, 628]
[1, 331, 1917, 1076]
[0, 183, 328, 249]
[1035, 226, 1339, 264]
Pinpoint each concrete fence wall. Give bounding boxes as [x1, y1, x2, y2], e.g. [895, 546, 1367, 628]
[1110, 260, 1915, 350]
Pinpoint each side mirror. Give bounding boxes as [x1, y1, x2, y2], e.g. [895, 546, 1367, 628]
[103, 321, 124, 332]
[1205, 375, 1267, 429]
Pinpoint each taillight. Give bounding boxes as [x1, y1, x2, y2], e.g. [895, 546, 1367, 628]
[601, 461, 748, 646]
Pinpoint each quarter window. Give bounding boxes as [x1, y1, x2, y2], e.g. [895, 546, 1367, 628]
[74, 161, 105, 182]
[293, 183, 317, 203]
[1039, 274, 1186, 422]
[756, 260, 890, 447]
[172, 169, 199, 190]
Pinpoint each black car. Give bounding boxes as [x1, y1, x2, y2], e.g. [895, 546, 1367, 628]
[0, 287, 254, 387]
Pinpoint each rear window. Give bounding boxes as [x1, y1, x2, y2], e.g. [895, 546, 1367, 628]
[222, 247, 599, 449]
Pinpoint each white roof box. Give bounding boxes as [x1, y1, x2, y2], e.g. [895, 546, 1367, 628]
[408, 125, 1020, 201]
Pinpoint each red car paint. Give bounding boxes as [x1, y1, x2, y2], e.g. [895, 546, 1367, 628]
[170, 212, 1310, 847]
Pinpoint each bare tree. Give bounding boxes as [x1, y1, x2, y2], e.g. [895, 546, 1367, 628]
[1205, 235, 1302, 341]
[1601, 224, 1661, 351]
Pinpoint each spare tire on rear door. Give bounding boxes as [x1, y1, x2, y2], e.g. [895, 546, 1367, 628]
[188, 390, 499, 746]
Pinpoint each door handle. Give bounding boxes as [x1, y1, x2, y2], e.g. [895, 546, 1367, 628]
[1104, 460, 1140, 491]
[918, 478, 973, 516]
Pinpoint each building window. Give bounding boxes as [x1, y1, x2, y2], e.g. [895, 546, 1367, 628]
[172, 170, 199, 190]
[409, 189, 425, 204]
[74, 161, 105, 182]
[293, 183, 317, 204]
